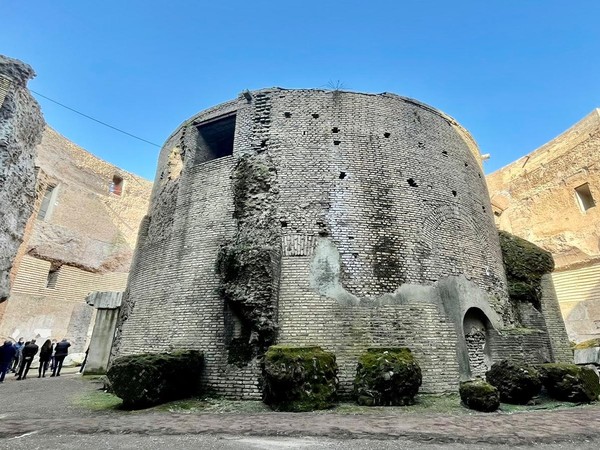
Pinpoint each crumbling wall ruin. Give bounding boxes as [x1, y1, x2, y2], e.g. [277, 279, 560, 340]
[114, 88, 569, 398]
[0, 55, 44, 301]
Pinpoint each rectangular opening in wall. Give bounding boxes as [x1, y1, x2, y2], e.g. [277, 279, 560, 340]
[38, 185, 56, 220]
[46, 266, 60, 289]
[109, 175, 124, 196]
[0, 75, 12, 109]
[575, 183, 595, 212]
[195, 113, 236, 164]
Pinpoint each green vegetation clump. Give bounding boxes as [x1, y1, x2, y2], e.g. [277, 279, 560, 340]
[498, 231, 554, 308]
[539, 363, 600, 403]
[486, 360, 542, 404]
[107, 350, 203, 409]
[574, 338, 600, 350]
[353, 348, 422, 406]
[262, 345, 338, 412]
[459, 380, 500, 412]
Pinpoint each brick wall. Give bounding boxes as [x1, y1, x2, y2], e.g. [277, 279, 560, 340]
[115, 89, 532, 397]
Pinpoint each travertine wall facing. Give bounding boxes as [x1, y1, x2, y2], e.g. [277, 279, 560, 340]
[0, 126, 152, 352]
[0, 255, 129, 351]
[0, 55, 45, 300]
[116, 89, 562, 397]
[487, 109, 600, 343]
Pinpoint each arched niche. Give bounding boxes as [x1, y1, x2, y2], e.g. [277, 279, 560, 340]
[463, 307, 493, 379]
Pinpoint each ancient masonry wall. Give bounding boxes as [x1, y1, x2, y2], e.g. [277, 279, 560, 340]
[115, 89, 519, 397]
[0, 55, 45, 300]
[0, 126, 152, 352]
[0, 255, 129, 351]
[540, 274, 573, 362]
[487, 110, 600, 343]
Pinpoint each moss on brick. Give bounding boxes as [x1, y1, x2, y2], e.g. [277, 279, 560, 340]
[107, 350, 203, 409]
[499, 231, 554, 309]
[354, 348, 422, 406]
[459, 380, 500, 412]
[539, 363, 600, 403]
[262, 345, 338, 412]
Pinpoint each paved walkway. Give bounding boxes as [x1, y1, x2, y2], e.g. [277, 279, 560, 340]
[1, 373, 599, 445]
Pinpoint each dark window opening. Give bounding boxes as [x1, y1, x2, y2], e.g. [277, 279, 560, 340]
[284, 112, 292, 118]
[195, 114, 236, 164]
[332, 127, 339, 133]
[109, 175, 124, 196]
[280, 221, 288, 228]
[46, 266, 60, 289]
[339, 172, 347, 179]
[575, 183, 595, 212]
[442, 150, 448, 156]
[38, 186, 56, 220]
[312, 113, 319, 119]
[384, 132, 391, 138]
[407, 178, 418, 187]
[333, 140, 341, 146]
[452, 190, 457, 197]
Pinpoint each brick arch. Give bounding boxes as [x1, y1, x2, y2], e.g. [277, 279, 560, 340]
[418, 203, 495, 288]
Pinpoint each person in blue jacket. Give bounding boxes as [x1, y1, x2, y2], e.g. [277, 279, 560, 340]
[0, 340, 17, 383]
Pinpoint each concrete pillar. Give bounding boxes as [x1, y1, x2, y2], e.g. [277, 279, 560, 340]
[84, 291, 122, 374]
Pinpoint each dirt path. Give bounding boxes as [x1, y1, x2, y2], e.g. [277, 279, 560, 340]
[1, 372, 599, 445]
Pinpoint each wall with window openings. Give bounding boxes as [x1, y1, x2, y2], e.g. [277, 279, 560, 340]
[487, 108, 600, 343]
[0, 126, 152, 351]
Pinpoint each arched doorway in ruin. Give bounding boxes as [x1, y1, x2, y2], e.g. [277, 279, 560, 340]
[463, 307, 493, 379]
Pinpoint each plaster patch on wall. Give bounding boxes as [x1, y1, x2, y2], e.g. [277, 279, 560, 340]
[310, 238, 359, 306]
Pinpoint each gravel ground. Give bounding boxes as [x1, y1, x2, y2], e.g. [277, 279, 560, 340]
[1, 371, 600, 449]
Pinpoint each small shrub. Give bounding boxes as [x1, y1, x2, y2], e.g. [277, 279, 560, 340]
[354, 348, 422, 406]
[459, 380, 500, 412]
[107, 350, 203, 409]
[539, 363, 600, 403]
[262, 345, 338, 412]
[486, 360, 541, 404]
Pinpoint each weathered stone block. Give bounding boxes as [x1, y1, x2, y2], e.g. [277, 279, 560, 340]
[354, 348, 422, 406]
[459, 380, 500, 412]
[262, 345, 338, 411]
[107, 350, 203, 409]
[486, 359, 541, 404]
[539, 363, 600, 403]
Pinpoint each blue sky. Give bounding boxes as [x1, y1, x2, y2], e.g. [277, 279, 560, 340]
[3, 1, 599, 180]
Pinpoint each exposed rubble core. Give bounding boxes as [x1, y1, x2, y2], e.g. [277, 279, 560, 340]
[0, 55, 45, 301]
[216, 153, 281, 363]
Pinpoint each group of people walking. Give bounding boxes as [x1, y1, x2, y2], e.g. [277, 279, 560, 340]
[0, 337, 71, 382]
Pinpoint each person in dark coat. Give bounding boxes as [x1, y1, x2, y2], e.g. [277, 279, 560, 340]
[17, 339, 39, 380]
[0, 340, 17, 383]
[51, 338, 70, 377]
[49, 339, 57, 372]
[38, 339, 53, 378]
